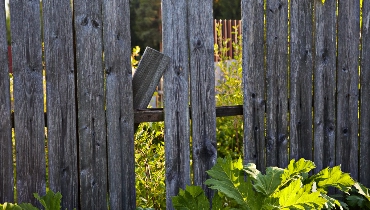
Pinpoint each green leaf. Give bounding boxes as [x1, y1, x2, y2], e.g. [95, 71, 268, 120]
[252, 167, 284, 196]
[353, 182, 370, 201]
[320, 194, 348, 210]
[310, 166, 355, 193]
[0, 203, 23, 210]
[33, 190, 62, 210]
[172, 186, 210, 210]
[273, 179, 327, 209]
[205, 156, 262, 209]
[281, 159, 315, 185]
[347, 195, 369, 209]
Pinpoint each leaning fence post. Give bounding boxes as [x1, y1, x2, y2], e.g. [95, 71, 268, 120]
[132, 47, 170, 110]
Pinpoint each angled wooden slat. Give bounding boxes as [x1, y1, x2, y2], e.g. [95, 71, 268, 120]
[336, 0, 360, 180]
[0, 0, 13, 203]
[242, 0, 266, 171]
[74, 0, 107, 209]
[162, 0, 191, 208]
[289, 0, 313, 161]
[42, 1, 78, 209]
[10, 0, 45, 206]
[266, 0, 289, 168]
[103, 0, 135, 208]
[188, 0, 216, 201]
[360, 0, 370, 188]
[313, 0, 336, 174]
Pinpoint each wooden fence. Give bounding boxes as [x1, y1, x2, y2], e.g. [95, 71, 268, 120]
[1, 0, 370, 210]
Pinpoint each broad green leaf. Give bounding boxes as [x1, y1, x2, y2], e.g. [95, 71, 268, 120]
[172, 185, 210, 210]
[281, 159, 315, 185]
[321, 194, 348, 210]
[205, 156, 262, 209]
[273, 179, 326, 209]
[346, 195, 369, 209]
[252, 167, 284, 196]
[34, 190, 62, 210]
[243, 163, 260, 180]
[310, 166, 355, 193]
[0, 203, 23, 210]
[353, 182, 370, 201]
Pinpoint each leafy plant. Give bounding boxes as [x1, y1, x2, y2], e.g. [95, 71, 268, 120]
[214, 22, 243, 159]
[172, 156, 369, 210]
[0, 190, 75, 210]
[135, 122, 166, 209]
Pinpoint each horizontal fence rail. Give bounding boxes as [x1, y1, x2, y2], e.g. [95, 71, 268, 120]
[1, 0, 370, 210]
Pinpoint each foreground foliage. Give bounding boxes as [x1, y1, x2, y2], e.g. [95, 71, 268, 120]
[172, 156, 370, 210]
[0, 190, 75, 210]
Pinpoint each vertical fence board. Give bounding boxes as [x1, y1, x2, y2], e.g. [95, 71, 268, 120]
[289, 0, 313, 161]
[361, 0, 370, 188]
[0, 0, 13, 203]
[103, 0, 135, 209]
[189, 0, 216, 200]
[74, 1, 107, 209]
[42, 1, 78, 209]
[242, 0, 266, 171]
[162, 0, 191, 208]
[266, 0, 288, 168]
[336, 0, 360, 180]
[313, 1, 336, 173]
[10, 0, 45, 205]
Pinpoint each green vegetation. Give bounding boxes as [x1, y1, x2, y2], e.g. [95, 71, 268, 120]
[0, 190, 75, 210]
[214, 22, 243, 159]
[172, 156, 370, 210]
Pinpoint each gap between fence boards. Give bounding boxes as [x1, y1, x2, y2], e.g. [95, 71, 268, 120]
[9, 105, 243, 128]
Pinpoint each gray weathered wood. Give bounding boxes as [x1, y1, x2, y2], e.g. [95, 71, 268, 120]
[10, 0, 45, 206]
[42, 1, 78, 209]
[242, 0, 266, 171]
[266, 0, 288, 168]
[74, 0, 107, 209]
[133, 47, 170, 109]
[0, 0, 13, 203]
[313, 0, 336, 174]
[103, 0, 135, 208]
[189, 0, 216, 201]
[162, 0, 191, 208]
[336, 0, 360, 180]
[289, 0, 313, 161]
[361, 0, 370, 188]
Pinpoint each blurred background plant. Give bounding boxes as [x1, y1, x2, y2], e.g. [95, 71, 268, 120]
[214, 22, 243, 159]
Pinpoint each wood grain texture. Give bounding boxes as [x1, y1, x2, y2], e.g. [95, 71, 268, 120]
[242, 0, 266, 171]
[10, 0, 46, 206]
[42, 1, 78, 209]
[265, 0, 288, 168]
[188, 0, 216, 201]
[103, 0, 135, 208]
[74, 0, 107, 209]
[336, 0, 360, 180]
[289, 0, 313, 161]
[313, 0, 336, 174]
[361, 0, 370, 188]
[0, 0, 13, 203]
[162, 0, 191, 209]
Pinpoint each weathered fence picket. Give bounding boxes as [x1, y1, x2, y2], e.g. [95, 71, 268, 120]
[360, 0, 370, 188]
[74, 0, 108, 209]
[10, 0, 46, 206]
[242, 0, 266, 171]
[103, 0, 135, 208]
[336, 0, 360, 181]
[0, 0, 13, 203]
[290, 0, 314, 162]
[313, 0, 337, 173]
[162, 0, 191, 209]
[42, 0, 78, 209]
[266, 0, 288, 168]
